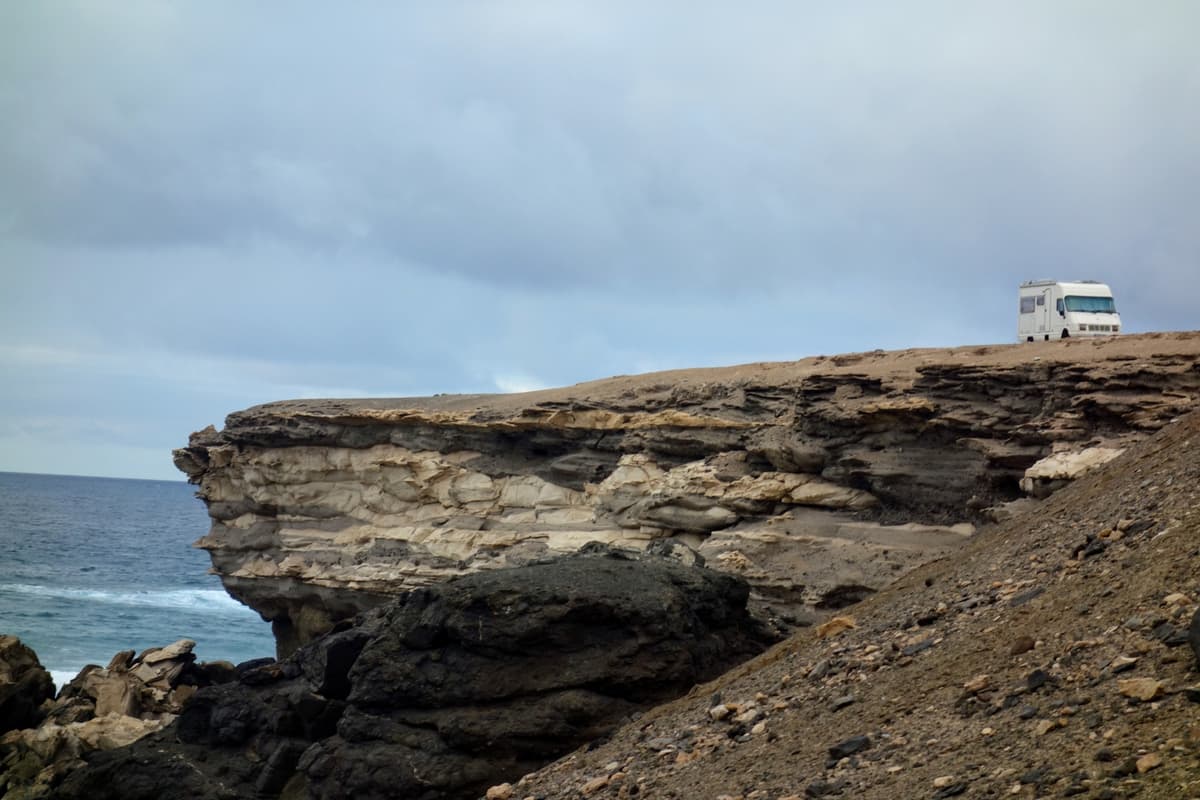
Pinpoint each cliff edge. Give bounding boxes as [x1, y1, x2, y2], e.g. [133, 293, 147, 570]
[174, 332, 1200, 656]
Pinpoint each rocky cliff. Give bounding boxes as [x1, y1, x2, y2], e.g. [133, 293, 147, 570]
[503, 384, 1200, 800]
[48, 549, 773, 800]
[174, 332, 1200, 656]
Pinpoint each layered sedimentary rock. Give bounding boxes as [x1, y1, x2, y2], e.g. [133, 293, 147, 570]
[49, 549, 773, 800]
[173, 332, 1200, 654]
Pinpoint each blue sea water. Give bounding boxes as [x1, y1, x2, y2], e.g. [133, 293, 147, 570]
[0, 471, 275, 688]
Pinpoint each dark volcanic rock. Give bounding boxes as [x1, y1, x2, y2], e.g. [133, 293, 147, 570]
[0, 636, 54, 735]
[1189, 607, 1200, 668]
[50, 548, 775, 800]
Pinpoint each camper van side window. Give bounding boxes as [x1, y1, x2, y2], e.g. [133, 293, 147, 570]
[1056, 299, 1064, 315]
[1036, 295, 1045, 306]
[1020, 296, 1036, 314]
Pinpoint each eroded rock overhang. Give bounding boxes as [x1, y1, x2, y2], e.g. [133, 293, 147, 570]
[173, 332, 1200, 655]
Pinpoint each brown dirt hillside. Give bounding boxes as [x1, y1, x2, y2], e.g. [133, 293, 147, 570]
[506, 407, 1200, 800]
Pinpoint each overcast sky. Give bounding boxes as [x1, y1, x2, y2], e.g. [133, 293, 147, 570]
[2, 2, 1197, 480]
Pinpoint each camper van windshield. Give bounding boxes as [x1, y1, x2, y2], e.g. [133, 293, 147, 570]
[1065, 295, 1116, 314]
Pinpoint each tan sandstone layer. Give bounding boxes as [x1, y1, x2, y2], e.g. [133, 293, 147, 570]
[173, 332, 1200, 656]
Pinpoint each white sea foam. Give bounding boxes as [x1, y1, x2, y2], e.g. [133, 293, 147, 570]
[49, 670, 79, 691]
[0, 583, 248, 614]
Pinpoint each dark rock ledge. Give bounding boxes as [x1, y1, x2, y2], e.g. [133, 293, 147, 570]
[45, 547, 775, 800]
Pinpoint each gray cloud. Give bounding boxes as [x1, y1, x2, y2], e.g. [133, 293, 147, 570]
[1, 1, 1198, 478]
[5, 3, 1198, 288]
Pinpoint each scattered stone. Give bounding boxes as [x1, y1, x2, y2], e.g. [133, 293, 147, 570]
[486, 783, 514, 800]
[1135, 752, 1162, 773]
[1072, 537, 1108, 560]
[902, 638, 934, 657]
[734, 707, 762, 725]
[1019, 767, 1048, 785]
[1008, 636, 1035, 656]
[580, 775, 609, 795]
[1151, 621, 1189, 647]
[805, 779, 840, 798]
[932, 783, 967, 799]
[831, 695, 856, 711]
[1008, 587, 1045, 607]
[1025, 669, 1052, 692]
[710, 704, 734, 722]
[1117, 678, 1164, 702]
[816, 616, 857, 639]
[1121, 519, 1156, 536]
[962, 675, 990, 694]
[1034, 719, 1059, 736]
[1107, 655, 1138, 674]
[933, 775, 956, 788]
[827, 734, 871, 761]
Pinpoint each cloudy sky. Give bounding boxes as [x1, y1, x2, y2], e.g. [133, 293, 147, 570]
[2, 2, 1197, 480]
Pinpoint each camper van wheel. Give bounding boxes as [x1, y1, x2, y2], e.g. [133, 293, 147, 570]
[1061, 329, 1070, 339]
[1026, 336, 1033, 342]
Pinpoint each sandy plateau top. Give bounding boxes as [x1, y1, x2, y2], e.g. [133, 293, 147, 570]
[231, 331, 1200, 424]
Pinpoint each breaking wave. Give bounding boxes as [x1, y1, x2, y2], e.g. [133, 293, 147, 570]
[0, 583, 247, 614]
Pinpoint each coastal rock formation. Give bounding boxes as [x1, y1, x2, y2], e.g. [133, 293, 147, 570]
[0, 637, 54, 735]
[0, 640, 235, 799]
[174, 332, 1200, 655]
[49, 548, 774, 800]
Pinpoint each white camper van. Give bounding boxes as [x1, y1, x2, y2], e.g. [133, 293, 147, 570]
[1018, 280, 1121, 342]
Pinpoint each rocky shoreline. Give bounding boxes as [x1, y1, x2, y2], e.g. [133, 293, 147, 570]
[2, 547, 774, 799]
[0, 634, 238, 798]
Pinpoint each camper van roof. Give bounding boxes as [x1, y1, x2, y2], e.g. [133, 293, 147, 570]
[1020, 279, 1109, 289]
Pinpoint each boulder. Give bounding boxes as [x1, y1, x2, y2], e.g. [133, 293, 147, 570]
[0, 636, 54, 735]
[0, 640, 237, 799]
[1020, 446, 1125, 497]
[51, 548, 776, 800]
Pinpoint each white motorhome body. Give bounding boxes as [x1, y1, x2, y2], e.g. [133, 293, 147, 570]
[1018, 281, 1121, 342]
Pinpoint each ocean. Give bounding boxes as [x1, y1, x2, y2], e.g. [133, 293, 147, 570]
[0, 471, 275, 689]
